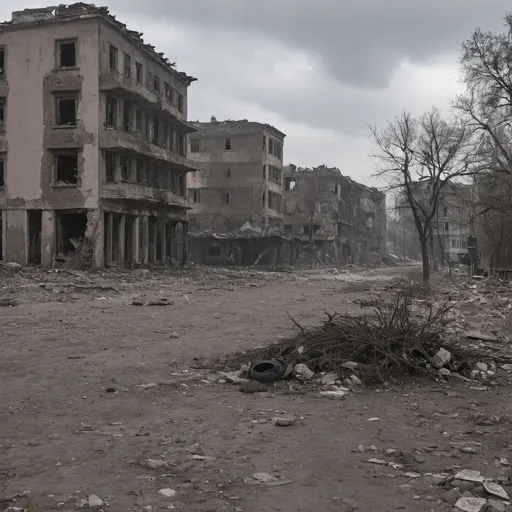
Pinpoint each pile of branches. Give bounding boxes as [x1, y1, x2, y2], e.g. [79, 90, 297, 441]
[231, 294, 457, 384]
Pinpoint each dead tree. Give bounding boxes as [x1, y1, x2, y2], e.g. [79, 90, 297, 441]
[370, 108, 478, 283]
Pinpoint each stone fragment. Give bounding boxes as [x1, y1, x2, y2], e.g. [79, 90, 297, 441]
[319, 372, 337, 385]
[219, 372, 247, 384]
[454, 497, 487, 512]
[294, 363, 315, 379]
[368, 458, 387, 465]
[251, 472, 277, 483]
[500, 364, 512, 372]
[454, 470, 484, 482]
[272, 416, 296, 427]
[439, 368, 451, 376]
[158, 488, 177, 498]
[476, 362, 488, 372]
[350, 375, 362, 386]
[431, 348, 451, 368]
[452, 480, 477, 492]
[88, 495, 103, 508]
[341, 361, 358, 369]
[487, 499, 507, 512]
[143, 459, 170, 470]
[484, 482, 509, 500]
[320, 390, 346, 400]
[405, 472, 421, 479]
[441, 488, 462, 505]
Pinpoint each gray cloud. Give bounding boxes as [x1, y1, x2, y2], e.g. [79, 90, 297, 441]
[108, 0, 510, 88]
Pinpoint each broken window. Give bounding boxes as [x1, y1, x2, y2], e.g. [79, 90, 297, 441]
[105, 151, 115, 183]
[56, 96, 77, 126]
[0, 158, 4, 188]
[109, 44, 118, 71]
[57, 39, 76, 68]
[153, 75, 160, 94]
[123, 53, 131, 78]
[106, 96, 117, 127]
[0, 97, 5, 131]
[177, 93, 184, 113]
[192, 189, 200, 203]
[122, 101, 131, 131]
[120, 155, 129, 182]
[0, 46, 5, 76]
[223, 191, 230, 204]
[152, 118, 159, 145]
[225, 137, 232, 151]
[136, 62, 143, 84]
[55, 152, 78, 185]
[190, 139, 200, 153]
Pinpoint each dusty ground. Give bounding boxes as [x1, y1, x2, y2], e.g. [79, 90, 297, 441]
[1, 264, 512, 512]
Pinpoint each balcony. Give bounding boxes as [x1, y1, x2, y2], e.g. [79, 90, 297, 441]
[100, 127, 196, 171]
[99, 69, 189, 126]
[44, 68, 82, 93]
[101, 182, 191, 209]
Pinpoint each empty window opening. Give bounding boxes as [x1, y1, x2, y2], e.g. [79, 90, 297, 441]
[135, 62, 143, 84]
[0, 97, 4, 131]
[0, 158, 4, 188]
[192, 189, 200, 203]
[120, 155, 129, 182]
[226, 168, 231, 178]
[135, 110, 142, 134]
[163, 125, 169, 148]
[225, 137, 232, 151]
[445, 222, 449, 232]
[443, 206, 448, 217]
[123, 53, 131, 77]
[58, 40, 76, 68]
[0, 47, 4, 76]
[56, 97, 77, 126]
[284, 177, 291, 191]
[122, 101, 131, 131]
[177, 93, 184, 112]
[208, 245, 222, 258]
[152, 118, 159, 144]
[284, 224, 293, 234]
[263, 165, 266, 180]
[178, 134, 186, 156]
[56, 212, 87, 256]
[109, 44, 118, 71]
[262, 191, 266, 207]
[136, 158, 146, 184]
[105, 151, 115, 183]
[223, 191, 231, 204]
[28, 210, 42, 265]
[55, 153, 78, 185]
[262, 135, 266, 151]
[190, 138, 200, 153]
[106, 96, 117, 127]
[164, 82, 171, 101]
[177, 175, 186, 196]
[153, 75, 160, 94]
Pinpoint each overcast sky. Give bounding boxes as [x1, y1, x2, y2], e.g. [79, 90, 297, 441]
[2, 1, 511, 186]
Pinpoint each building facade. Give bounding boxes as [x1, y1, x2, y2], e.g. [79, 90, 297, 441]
[0, 3, 197, 268]
[187, 119, 285, 234]
[283, 165, 386, 264]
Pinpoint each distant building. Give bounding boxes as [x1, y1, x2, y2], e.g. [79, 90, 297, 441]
[283, 165, 386, 264]
[397, 181, 473, 263]
[0, 3, 197, 268]
[187, 118, 286, 234]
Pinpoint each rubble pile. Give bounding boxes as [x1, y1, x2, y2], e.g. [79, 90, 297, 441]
[228, 292, 512, 387]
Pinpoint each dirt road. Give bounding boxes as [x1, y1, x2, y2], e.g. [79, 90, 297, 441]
[1, 265, 511, 512]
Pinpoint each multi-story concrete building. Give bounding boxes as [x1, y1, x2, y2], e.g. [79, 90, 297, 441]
[283, 165, 386, 264]
[0, 3, 197, 268]
[187, 118, 285, 233]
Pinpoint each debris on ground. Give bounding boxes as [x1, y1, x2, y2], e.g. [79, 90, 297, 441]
[131, 297, 173, 306]
[272, 416, 296, 426]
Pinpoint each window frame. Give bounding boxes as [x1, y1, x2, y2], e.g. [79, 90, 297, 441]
[123, 53, 131, 78]
[55, 94, 78, 127]
[108, 44, 118, 72]
[56, 39, 77, 69]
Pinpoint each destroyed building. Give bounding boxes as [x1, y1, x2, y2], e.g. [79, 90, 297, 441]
[187, 119, 286, 233]
[396, 181, 473, 264]
[0, 3, 197, 268]
[283, 165, 386, 264]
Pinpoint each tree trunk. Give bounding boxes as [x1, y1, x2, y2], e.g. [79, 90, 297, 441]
[420, 237, 430, 284]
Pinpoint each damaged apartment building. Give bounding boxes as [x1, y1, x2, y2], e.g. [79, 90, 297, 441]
[187, 119, 287, 265]
[283, 165, 386, 264]
[0, 3, 197, 268]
